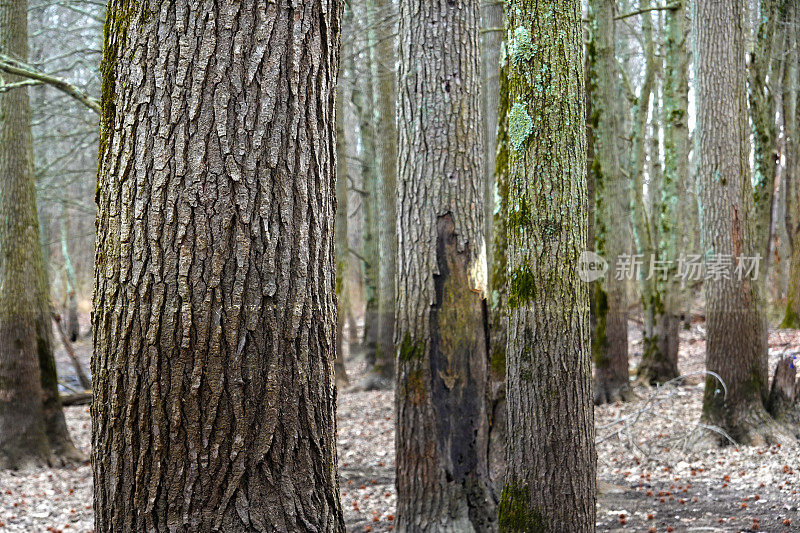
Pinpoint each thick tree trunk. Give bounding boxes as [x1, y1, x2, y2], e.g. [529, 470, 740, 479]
[374, 0, 398, 382]
[395, 0, 495, 530]
[93, 1, 345, 530]
[500, 2, 596, 530]
[0, 0, 81, 469]
[588, 0, 631, 404]
[695, 0, 781, 446]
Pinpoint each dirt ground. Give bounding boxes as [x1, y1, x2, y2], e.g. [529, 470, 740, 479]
[1, 317, 799, 532]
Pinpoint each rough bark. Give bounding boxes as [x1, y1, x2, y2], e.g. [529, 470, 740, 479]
[500, 1, 596, 531]
[93, 0, 345, 530]
[0, 0, 81, 470]
[695, 0, 781, 446]
[374, 0, 398, 382]
[588, 0, 632, 404]
[395, 0, 495, 530]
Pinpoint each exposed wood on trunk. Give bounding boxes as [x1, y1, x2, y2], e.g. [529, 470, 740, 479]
[395, 0, 495, 529]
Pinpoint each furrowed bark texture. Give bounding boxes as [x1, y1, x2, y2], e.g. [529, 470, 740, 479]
[395, 0, 494, 530]
[588, 0, 631, 404]
[92, 1, 345, 530]
[694, 0, 774, 445]
[500, 1, 596, 531]
[0, 0, 79, 469]
[374, 0, 397, 381]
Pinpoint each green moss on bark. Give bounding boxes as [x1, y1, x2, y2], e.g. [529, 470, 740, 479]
[398, 333, 425, 362]
[499, 483, 547, 532]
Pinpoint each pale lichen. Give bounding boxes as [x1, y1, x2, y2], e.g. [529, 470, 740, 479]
[509, 103, 534, 151]
[509, 26, 534, 66]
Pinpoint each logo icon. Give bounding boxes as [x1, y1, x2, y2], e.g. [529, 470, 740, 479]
[578, 251, 608, 282]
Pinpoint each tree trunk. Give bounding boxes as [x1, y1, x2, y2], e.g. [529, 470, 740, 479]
[646, 0, 691, 382]
[60, 203, 80, 342]
[749, 0, 781, 266]
[695, 0, 780, 446]
[395, 0, 495, 529]
[481, 0, 504, 262]
[588, 0, 632, 404]
[500, 1, 596, 530]
[488, 56, 509, 499]
[0, 0, 81, 469]
[335, 74, 351, 389]
[781, 2, 800, 329]
[374, 0, 398, 382]
[93, 1, 346, 530]
[628, 3, 677, 385]
[352, 14, 381, 367]
[349, 9, 383, 374]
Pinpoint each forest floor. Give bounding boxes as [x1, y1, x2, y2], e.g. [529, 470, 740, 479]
[1, 319, 799, 532]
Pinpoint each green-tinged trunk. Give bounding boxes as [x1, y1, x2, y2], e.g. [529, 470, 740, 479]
[781, 2, 800, 329]
[749, 0, 781, 266]
[0, 0, 80, 470]
[374, 0, 397, 382]
[648, 0, 692, 381]
[335, 79, 351, 389]
[588, 0, 631, 404]
[352, 16, 381, 366]
[501, 1, 596, 530]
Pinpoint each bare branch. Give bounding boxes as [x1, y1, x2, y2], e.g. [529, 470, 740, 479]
[0, 54, 100, 114]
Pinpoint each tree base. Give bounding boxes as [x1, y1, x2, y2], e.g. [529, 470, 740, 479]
[689, 402, 795, 449]
[593, 381, 635, 405]
[349, 372, 393, 391]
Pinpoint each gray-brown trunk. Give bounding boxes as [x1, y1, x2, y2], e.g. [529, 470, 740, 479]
[92, 1, 345, 530]
[395, 0, 494, 529]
